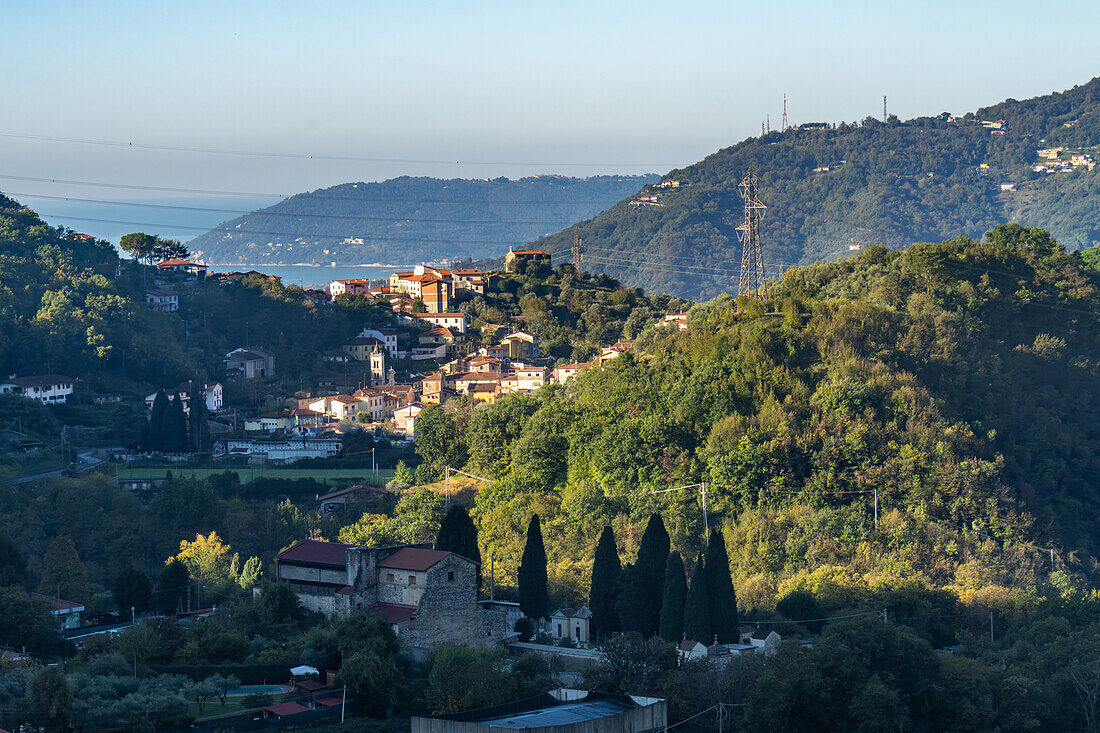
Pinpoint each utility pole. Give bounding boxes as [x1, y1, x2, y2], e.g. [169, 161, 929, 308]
[490, 554, 495, 601]
[571, 231, 583, 272]
[736, 164, 768, 299]
[989, 611, 994, 643]
[652, 482, 709, 543]
[874, 487, 878, 529]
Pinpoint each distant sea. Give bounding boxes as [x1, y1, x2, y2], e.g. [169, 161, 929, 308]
[205, 264, 400, 289]
[25, 194, 438, 287]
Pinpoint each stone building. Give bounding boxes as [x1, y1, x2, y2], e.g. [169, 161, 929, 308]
[275, 540, 507, 652]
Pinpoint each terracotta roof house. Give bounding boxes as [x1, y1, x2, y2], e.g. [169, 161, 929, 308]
[275, 541, 509, 650]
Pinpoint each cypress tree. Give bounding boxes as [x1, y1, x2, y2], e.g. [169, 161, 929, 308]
[190, 383, 211, 452]
[683, 552, 711, 643]
[705, 529, 738, 643]
[0, 533, 28, 589]
[163, 394, 187, 453]
[589, 525, 621, 638]
[157, 559, 191, 614]
[148, 389, 169, 452]
[435, 505, 482, 587]
[614, 562, 650, 633]
[518, 514, 548, 619]
[635, 514, 670, 635]
[659, 551, 687, 642]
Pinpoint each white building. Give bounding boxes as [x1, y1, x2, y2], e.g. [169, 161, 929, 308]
[223, 437, 342, 463]
[553, 362, 588, 384]
[307, 395, 365, 421]
[415, 312, 467, 334]
[0, 375, 75, 404]
[145, 381, 223, 415]
[329, 279, 372, 299]
[357, 328, 399, 358]
[393, 403, 424, 437]
[144, 289, 179, 312]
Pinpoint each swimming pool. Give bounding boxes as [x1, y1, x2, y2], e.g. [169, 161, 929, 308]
[227, 685, 288, 696]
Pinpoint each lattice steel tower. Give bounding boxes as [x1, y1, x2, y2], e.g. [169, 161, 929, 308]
[736, 165, 768, 298]
[571, 231, 583, 272]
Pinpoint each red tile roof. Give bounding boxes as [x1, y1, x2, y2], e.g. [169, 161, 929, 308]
[377, 547, 452, 571]
[264, 702, 310, 717]
[510, 249, 550, 256]
[373, 602, 418, 624]
[156, 258, 204, 267]
[315, 696, 346, 707]
[294, 680, 327, 692]
[276, 539, 350, 567]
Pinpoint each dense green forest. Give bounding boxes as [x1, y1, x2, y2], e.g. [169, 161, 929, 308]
[413, 225, 1100, 607]
[534, 77, 1100, 298]
[186, 175, 657, 266]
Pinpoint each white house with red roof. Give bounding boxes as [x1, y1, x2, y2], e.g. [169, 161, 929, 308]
[0, 375, 76, 405]
[275, 540, 507, 651]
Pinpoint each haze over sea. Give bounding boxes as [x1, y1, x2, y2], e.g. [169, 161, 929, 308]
[28, 194, 414, 288]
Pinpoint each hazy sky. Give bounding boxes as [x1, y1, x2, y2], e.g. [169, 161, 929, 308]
[3, 0, 1099, 212]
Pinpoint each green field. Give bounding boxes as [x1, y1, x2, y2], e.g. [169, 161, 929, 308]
[114, 466, 396, 486]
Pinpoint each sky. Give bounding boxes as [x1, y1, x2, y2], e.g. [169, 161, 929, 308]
[3, 0, 1100, 240]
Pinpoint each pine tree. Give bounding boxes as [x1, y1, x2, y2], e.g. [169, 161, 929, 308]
[589, 525, 621, 638]
[518, 515, 548, 619]
[436, 505, 482, 588]
[635, 514, 670, 635]
[705, 529, 738, 643]
[659, 551, 687, 642]
[147, 389, 169, 452]
[614, 562, 650, 633]
[190, 382, 211, 451]
[683, 553, 711, 643]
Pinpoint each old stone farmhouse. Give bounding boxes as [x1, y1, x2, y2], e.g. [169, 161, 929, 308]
[275, 540, 507, 651]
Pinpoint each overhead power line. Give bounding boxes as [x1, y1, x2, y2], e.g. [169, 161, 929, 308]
[5, 191, 585, 226]
[0, 172, 632, 204]
[31, 213, 530, 245]
[0, 131, 677, 168]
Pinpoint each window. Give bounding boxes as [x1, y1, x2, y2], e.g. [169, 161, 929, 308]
[408, 575, 416, 585]
[387, 573, 395, 582]
[447, 571, 455, 582]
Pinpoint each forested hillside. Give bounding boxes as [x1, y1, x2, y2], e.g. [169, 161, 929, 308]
[187, 175, 657, 266]
[414, 225, 1100, 604]
[534, 77, 1100, 298]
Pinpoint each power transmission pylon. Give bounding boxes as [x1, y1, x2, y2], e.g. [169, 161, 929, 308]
[883, 95, 887, 123]
[571, 231, 583, 272]
[736, 165, 768, 298]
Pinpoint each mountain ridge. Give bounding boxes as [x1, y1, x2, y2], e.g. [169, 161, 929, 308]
[187, 174, 658, 266]
[530, 77, 1100, 297]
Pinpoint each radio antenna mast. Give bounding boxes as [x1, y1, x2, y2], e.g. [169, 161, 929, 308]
[781, 94, 788, 132]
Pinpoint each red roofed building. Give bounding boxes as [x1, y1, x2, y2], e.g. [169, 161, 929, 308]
[504, 248, 552, 273]
[155, 258, 207, 277]
[275, 540, 507, 651]
[262, 702, 310, 719]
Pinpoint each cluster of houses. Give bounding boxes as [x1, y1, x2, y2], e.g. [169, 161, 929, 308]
[1032, 147, 1096, 173]
[327, 249, 552, 313]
